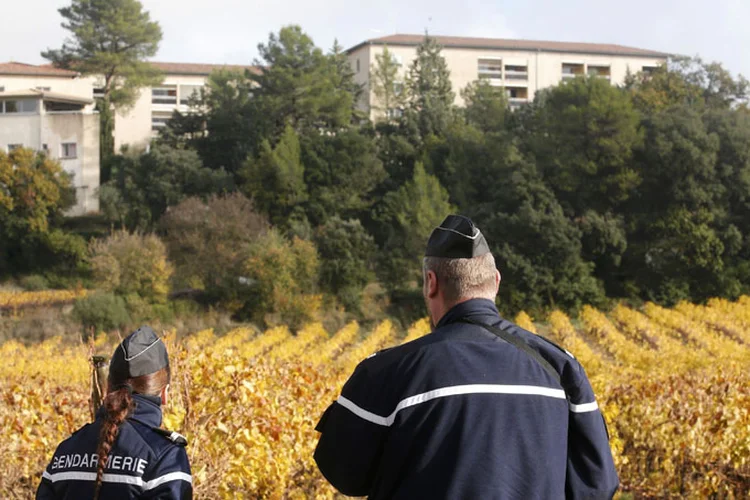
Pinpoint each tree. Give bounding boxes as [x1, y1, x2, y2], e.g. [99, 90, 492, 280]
[89, 230, 173, 303]
[242, 125, 308, 226]
[374, 163, 454, 291]
[474, 159, 605, 314]
[314, 217, 377, 310]
[301, 126, 385, 225]
[250, 26, 355, 135]
[101, 145, 232, 230]
[528, 76, 643, 215]
[159, 194, 269, 304]
[370, 46, 406, 122]
[626, 56, 748, 114]
[43, 0, 163, 163]
[461, 80, 509, 133]
[624, 105, 726, 303]
[0, 148, 85, 277]
[43, 0, 163, 109]
[241, 230, 321, 328]
[404, 34, 456, 140]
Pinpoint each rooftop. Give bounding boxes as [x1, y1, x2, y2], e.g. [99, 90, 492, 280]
[348, 34, 671, 58]
[150, 61, 259, 76]
[0, 61, 259, 78]
[0, 62, 79, 77]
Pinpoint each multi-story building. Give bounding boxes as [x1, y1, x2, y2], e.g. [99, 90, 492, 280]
[0, 34, 670, 214]
[346, 34, 669, 117]
[109, 62, 255, 151]
[0, 86, 99, 215]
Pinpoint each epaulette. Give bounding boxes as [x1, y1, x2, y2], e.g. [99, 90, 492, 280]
[152, 427, 188, 446]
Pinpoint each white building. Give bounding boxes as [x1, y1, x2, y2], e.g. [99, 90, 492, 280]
[0, 86, 99, 215]
[346, 34, 670, 118]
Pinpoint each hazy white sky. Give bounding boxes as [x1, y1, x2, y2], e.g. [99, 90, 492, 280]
[3, 0, 748, 77]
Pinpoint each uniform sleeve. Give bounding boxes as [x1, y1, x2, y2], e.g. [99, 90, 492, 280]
[35, 449, 58, 500]
[314, 360, 389, 497]
[565, 365, 619, 500]
[142, 444, 193, 499]
[35, 472, 55, 500]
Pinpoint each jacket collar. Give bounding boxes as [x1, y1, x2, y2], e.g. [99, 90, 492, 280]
[435, 298, 503, 329]
[96, 393, 163, 427]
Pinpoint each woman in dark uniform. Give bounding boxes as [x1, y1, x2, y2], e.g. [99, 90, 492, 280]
[37, 326, 192, 499]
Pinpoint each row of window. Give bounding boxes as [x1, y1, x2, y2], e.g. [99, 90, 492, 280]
[5, 143, 77, 158]
[152, 85, 203, 106]
[0, 99, 39, 114]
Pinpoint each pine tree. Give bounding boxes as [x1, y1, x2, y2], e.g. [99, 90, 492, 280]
[404, 34, 455, 139]
[370, 46, 406, 122]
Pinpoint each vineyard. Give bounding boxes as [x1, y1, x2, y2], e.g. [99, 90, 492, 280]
[1, 298, 749, 498]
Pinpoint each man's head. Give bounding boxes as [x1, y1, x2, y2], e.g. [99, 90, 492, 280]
[422, 215, 501, 328]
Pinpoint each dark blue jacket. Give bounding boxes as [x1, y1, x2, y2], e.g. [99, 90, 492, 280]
[315, 299, 618, 499]
[36, 394, 192, 499]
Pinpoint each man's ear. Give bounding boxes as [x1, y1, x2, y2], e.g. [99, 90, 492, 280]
[426, 270, 439, 299]
[495, 270, 501, 292]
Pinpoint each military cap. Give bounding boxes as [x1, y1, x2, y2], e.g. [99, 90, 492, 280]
[425, 215, 491, 259]
[109, 326, 169, 381]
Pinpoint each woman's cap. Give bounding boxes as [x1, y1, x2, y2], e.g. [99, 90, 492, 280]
[425, 215, 490, 258]
[109, 326, 169, 380]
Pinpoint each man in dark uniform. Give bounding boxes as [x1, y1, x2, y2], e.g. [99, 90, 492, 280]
[314, 215, 618, 499]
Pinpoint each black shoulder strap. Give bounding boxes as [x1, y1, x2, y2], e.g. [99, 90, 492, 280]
[461, 318, 561, 386]
[129, 417, 188, 446]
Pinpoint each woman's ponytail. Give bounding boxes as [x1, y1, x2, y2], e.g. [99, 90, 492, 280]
[93, 384, 134, 499]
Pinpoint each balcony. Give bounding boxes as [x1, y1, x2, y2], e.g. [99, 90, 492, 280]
[562, 63, 585, 80]
[504, 65, 528, 81]
[587, 65, 611, 80]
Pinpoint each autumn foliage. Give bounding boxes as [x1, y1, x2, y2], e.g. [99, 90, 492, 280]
[1, 297, 749, 498]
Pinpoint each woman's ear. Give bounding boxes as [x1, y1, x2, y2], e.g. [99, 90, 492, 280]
[161, 384, 169, 406]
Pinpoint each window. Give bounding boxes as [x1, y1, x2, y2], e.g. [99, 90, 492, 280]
[20, 99, 38, 113]
[60, 143, 77, 159]
[152, 87, 177, 105]
[478, 59, 503, 79]
[562, 63, 584, 79]
[151, 112, 172, 131]
[504, 65, 528, 80]
[356, 58, 361, 74]
[42, 144, 49, 153]
[7, 144, 23, 152]
[3, 100, 19, 113]
[393, 81, 404, 96]
[642, 66, 658, 76]
[35, 86, 51, 92]
[179, 85, 203, 105]
[93, 87, 105, 98]
[505, 87, 528, 100]
[0, 86, 4, 92]
[587, 65, 611, 79]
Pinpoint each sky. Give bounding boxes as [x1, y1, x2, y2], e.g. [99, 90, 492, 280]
[2, 0, 748, 77]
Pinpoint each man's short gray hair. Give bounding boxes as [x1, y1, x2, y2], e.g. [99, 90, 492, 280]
[423, 253, 498, 303]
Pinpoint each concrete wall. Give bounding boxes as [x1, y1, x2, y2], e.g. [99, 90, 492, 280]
[352, 44, 666, 117]
[0, 75, 92, 100]
[42, 112, 100, 215]
[114, 74, 210, 152]
[0, 113, 42, 149]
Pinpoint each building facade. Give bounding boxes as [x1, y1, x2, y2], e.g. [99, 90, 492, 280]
[347, 35, 669, 118]
[0, 87, 100, 215]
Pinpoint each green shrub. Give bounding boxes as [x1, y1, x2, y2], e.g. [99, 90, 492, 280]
[19, 275, 49, 291]
[241, 229, 321, 328]
[72, 292, 131, 333]
[89, 231, 173, 303]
